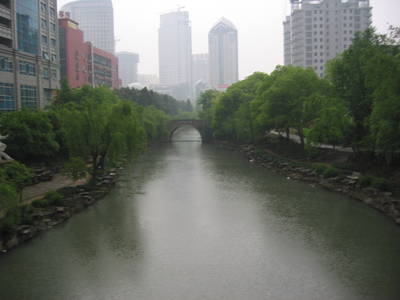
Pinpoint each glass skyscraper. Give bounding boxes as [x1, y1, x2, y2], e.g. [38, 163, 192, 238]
[61, 0, 115, 54]
[208, 18, 239, 89]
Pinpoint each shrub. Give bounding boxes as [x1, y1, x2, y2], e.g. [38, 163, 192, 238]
[306, 147, 320, 160]
[20, 205, 34, 225]
[312, 163, 328, 175]
[1, 207, 21, 233]
[332, 162, 356, 171]
[358, 176, 372, 187]
[371, 177, 391, 191]
[44, 191, 64, 206]
[32, 198, 49, 208]
[323, 167, 339, 178]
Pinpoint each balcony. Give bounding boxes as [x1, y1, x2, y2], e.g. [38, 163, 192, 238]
[0, 24, 11, 40]
[0, 4, 11, 20]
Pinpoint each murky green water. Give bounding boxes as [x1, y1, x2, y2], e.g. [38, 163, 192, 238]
[1, 127, 399, 300]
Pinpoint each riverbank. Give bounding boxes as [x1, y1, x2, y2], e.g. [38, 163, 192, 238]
[215, 141, 400, 226]
[0, 168, 121, 255]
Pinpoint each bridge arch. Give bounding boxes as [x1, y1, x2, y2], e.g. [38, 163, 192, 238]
[166, 119, 207, 142]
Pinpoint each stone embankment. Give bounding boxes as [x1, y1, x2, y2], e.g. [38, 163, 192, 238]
[220, 143, 400, 225]
[0, 169, 121, 254]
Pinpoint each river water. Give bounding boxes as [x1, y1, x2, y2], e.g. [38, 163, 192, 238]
[1, 127, 400, 300]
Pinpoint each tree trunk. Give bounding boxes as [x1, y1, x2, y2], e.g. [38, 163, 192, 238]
[90, 154, 99, 184]
[286, 127, 290, 140]
[298, 128, 305, 148]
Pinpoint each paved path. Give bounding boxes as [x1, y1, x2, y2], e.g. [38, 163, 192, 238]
[270, 131, 353, 153]
[22, 174, 88, 204]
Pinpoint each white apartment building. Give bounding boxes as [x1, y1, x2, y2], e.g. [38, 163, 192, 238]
[284, 0, 371, 77]
[61, 0, 115, 54]
[208, 18, 239, 89]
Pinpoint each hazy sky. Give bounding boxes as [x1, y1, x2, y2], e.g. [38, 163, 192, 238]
[58, 0, 400, 79]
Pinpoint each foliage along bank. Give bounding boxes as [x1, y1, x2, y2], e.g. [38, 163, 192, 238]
[197, 28, 400, 166]
[0, 84, 185, 239]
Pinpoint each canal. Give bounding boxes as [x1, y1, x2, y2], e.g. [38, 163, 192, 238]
[0, 126, 399, 300]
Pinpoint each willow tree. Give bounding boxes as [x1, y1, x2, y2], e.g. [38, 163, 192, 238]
[58, 87, 146, 181]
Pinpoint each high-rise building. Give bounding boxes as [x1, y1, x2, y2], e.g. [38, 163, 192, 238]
[59, 13, 119, 89]
[192, 53, 209, 86]
[0, 0, 60, 111]
[208, 18, 239, 90]
[61, 0, 115, 54]
[284, 0, 371, 77]
[192, 53, 209, 98]
[158, 9, 192, 100]
[117, 52, 139, 87]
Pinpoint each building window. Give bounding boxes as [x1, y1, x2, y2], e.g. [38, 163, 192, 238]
[20, 85, 38, 109]
[51, 38, 56, 48]
[41, 19, 48, 30]
[50, 7, 56, 18]
[16, 0, 39, 55]
[51, 54, 57, 62]
[42, 51, 49, 60]
[42, 34, 48, 44]
[19, 61, 36, 76]
[43, 88, 53, 102]
[42, 67, 49, 79]
[40, 2, 47, 14]
[51, 69, 57, 80]
[50, 23, 56, 32]
[0, 83, 15, 111]
[0, 56, 13, 72]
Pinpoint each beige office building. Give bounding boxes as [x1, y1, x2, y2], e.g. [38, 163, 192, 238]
[0, 0, 60, 111]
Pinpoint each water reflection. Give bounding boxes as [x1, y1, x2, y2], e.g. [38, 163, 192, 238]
[0, 127, 399, 300]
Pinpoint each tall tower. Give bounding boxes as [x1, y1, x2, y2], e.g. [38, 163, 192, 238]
[61, 0, 115, 54]
[158, 9, 192, 100]
[117, 52, 140, 87]
[208, 18, 239, 89]
[284, 0, 371, 77]
[0, 0, 60, 111]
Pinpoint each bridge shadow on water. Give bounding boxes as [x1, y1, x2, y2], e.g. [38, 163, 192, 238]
[170, 125, 202, 143]
[167, 119, 206, 142]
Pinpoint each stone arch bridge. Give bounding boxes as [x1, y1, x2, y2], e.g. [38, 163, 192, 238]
[166, 119, 208, 142]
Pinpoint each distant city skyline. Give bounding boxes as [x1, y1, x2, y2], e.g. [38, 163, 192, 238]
[57, 0, 400, 79]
